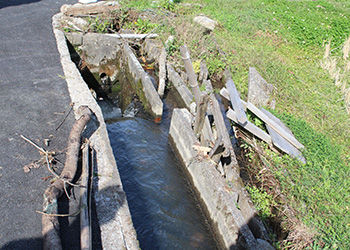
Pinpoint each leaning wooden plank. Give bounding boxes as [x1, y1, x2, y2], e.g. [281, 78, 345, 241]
[220, 87, 247, 108]
[208, 81, 234, 157]
[227, 109, 272, 144]
[260, 108, 293, 136]
[81, 143, 92, 250]
[246, 102, 304, 149]
[225, 80, 248, 125]
[266, 124, 306, 164]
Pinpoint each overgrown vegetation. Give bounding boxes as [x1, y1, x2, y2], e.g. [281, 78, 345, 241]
[62, 0, 350, 248]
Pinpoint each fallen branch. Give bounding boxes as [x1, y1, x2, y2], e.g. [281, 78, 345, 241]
[20, 134, 46, 154]
[56, 103, 74, 131]
[42, 106, 93, 250]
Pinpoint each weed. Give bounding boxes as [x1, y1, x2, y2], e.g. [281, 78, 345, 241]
[88, 16, 114, 33]
[165, 36, 180, 57]
[246, 185, 275, 221]
[131, 18, 158, 34]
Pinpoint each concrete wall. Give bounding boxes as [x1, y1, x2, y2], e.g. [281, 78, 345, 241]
[122, 43, 163, 118]
[169, 108, 272, 250]
[53, 13, 139, 250]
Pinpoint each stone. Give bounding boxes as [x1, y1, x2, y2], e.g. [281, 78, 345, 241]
[167, 63, 194, 110]
[193, 16, 218, 31]
[65, 32, 83, 46]
[248, 67, 274, 108]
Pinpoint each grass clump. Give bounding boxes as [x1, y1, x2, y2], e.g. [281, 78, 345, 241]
[240, 111, 350, 248]
[276, 113, 350, 247]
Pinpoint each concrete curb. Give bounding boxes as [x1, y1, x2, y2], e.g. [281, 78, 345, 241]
[52, 13, 139, 250]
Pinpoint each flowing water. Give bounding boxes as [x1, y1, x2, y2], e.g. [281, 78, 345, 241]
[106, 99, 218, 250]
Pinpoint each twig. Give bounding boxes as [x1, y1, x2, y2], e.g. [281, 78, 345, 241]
[56, 103, 74, 131]
[20, 134, 46, 154]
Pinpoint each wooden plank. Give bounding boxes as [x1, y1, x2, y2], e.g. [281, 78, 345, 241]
[227, 109, 272, 144]
[266, 124, 306, 164]
[208, 82, 234, 157]
[260, 108, 293, 136]
[220, 87, 247, 108]
[225, 79, 248, 125]
[260, 108, 306, 163]
[209, 135, 223, 158]
[246, 102, 304, 149]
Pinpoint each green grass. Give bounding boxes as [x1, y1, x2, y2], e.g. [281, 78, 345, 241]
[114, 0, 350, 248]
[266, 112, 350, 248]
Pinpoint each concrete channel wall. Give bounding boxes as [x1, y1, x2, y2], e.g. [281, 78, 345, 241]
[53, 13, 139, 250]
[55, 9, 273, 249]
[122, 44, 163, 118]
[169, 109, 273, 250]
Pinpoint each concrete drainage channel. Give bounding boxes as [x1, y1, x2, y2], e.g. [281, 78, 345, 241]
[53, 5, 274, 250]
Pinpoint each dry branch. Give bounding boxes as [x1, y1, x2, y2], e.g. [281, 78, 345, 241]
[42, 106, 93, 250]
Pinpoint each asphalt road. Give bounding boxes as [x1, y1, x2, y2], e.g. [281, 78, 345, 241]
[0, 0, 78, 248]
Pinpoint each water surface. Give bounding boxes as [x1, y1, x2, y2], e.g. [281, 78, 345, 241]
[107, 103, 218, 249]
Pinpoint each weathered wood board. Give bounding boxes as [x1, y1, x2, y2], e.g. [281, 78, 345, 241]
[246, 102, 304, 149]
[260, 109, 306, 163]
[226, 109, 272, 144]
[225, 80, 248, 125]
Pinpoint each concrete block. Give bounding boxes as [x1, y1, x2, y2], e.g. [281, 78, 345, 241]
[248, 67, 274, 108]
[142, 38, 161, 61]
[65, 32, 83, 46]
[167, 63, 194, 110]
[82, 33, 122, 68]
[53, 13, 139, 250]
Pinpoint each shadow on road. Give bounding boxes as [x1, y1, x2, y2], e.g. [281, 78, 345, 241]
[0, 0, 41, 9]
